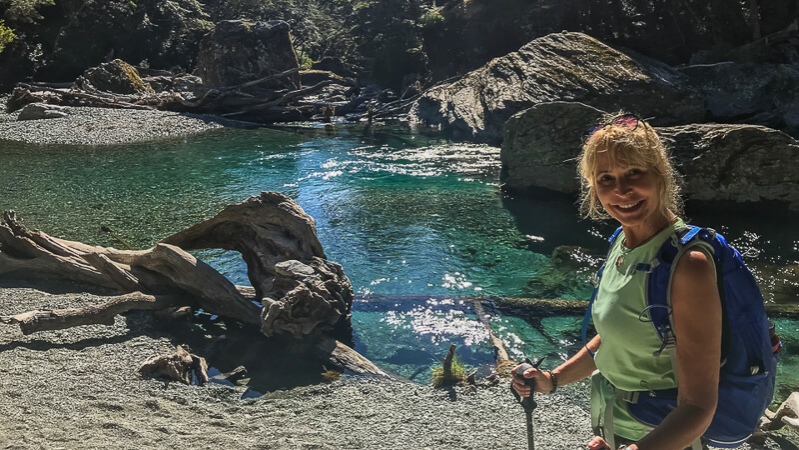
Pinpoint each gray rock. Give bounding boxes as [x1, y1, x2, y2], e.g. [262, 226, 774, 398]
[411, 32, 704, 145]
[501, 102, 799, 210]
[196, 20, 300, 88]
[502, 101, 601, 193]
[662, 124, 799, 209]
[679, 62, 799, 138]
[17, 102, 69, 121]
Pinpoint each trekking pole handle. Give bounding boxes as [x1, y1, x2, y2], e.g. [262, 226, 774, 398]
[513, 357, 545, 412]
[515, 356, 545, 390]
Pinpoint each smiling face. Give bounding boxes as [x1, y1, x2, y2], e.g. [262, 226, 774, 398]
[578, 113, 682, 243]
[593, 152, 668, 238]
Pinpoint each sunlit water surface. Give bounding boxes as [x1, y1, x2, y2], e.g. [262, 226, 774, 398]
[1, 124, 797, 397]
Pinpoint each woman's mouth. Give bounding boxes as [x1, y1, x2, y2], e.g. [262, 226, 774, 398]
[615, 200, 643, 211]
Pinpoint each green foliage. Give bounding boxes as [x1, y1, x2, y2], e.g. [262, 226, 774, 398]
[203, 0, 436, 88]
[419, 6, 444, 28]
[297, 52, 313, 69]
[430, 353, 468, 388]
[0, 20, 14, 54]
[1, 0, 54, 23]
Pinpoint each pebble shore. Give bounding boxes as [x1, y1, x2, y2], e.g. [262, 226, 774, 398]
[0, 96, 229, 145]
[0, 286, 793, 449]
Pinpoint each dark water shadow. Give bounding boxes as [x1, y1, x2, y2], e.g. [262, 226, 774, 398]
[181, 113, 264, 129]
[500, 188, 613, 257]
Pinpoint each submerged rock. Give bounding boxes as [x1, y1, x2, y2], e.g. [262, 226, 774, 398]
[411, 31, 704, 145]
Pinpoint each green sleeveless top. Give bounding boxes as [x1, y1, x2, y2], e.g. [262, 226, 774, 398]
[591, 219, 687, 439]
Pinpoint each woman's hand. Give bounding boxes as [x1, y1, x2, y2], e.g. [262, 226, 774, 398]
[587, 436, 611, 450]
[587, 436, 638, 450]
[511, 364, 553, 396]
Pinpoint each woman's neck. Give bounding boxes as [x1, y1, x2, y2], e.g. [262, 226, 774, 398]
[622, 214, 678, 248]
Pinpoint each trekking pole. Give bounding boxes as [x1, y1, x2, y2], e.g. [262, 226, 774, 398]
[511, 356, 545, 450]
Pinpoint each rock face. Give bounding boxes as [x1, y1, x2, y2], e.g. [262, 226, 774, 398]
[663, 124, 799, 208]
[17, 103, 69, 121]
[502, 101, 601, 194]
[679, 62, 799, 138]
[75, 59, 154, 95]
[502, 102, 799, 210]
[196, 20, 300, 88]
[411, 32, 704, 145]
[0, 0, 212, 89]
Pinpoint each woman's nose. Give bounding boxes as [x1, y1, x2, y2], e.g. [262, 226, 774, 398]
[615, 179, 632, 196]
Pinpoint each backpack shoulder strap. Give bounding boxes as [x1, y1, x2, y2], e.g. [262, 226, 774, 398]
[647, 225, 717, 355]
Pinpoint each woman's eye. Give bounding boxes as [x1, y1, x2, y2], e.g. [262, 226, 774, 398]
[627, 168, 643, 177]
[597, 175, 613, 184]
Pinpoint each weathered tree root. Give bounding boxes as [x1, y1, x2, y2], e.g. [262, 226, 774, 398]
[0, 192, 390, 380]
[0, 292, 184, 335]
[138, 345, 209, 385]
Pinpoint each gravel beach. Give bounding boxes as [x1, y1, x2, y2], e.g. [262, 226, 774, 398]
[0, 286, 794, 450]
[0, 286, 597, 450]
[0, 96, 231, 145]
[0, 104, 795, 449]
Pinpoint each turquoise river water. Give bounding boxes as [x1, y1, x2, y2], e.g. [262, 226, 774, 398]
[0, 124, 797, 398]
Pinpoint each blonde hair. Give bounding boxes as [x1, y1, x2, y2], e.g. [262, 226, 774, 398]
[578, 112, 682, 220]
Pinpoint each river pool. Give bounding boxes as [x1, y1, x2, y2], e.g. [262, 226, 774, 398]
[0, 123, 797, 397]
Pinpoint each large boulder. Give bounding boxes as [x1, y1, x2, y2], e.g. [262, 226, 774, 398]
[411, 32, 704, 145]
[502, 102, 799, 210]
[664, 124, 799, 208]
[196, 20, 300, 88]
[679, 62, 799, 138]
[501, 102, 600, 194]
[75, 59, 154, 95]
[17, 103, 69, 121]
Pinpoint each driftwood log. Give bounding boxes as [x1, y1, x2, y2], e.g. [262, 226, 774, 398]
[488, 297, 799, 320]
[0, 192, 388, 379]
[8, 63, 356, 124]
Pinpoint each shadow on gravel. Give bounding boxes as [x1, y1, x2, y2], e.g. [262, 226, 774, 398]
[0, 330, 149, 353]
[767, 433, 799, 450]
[0, 278, 117, 296]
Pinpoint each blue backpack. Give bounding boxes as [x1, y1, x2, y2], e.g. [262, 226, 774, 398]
[582, 225, 779, 448]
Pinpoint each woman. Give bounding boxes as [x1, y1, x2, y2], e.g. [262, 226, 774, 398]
[511, 113, 722, 450]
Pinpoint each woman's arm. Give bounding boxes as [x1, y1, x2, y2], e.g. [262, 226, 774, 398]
[512, 335, 601, 396]
[632, 248, 723, 450]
